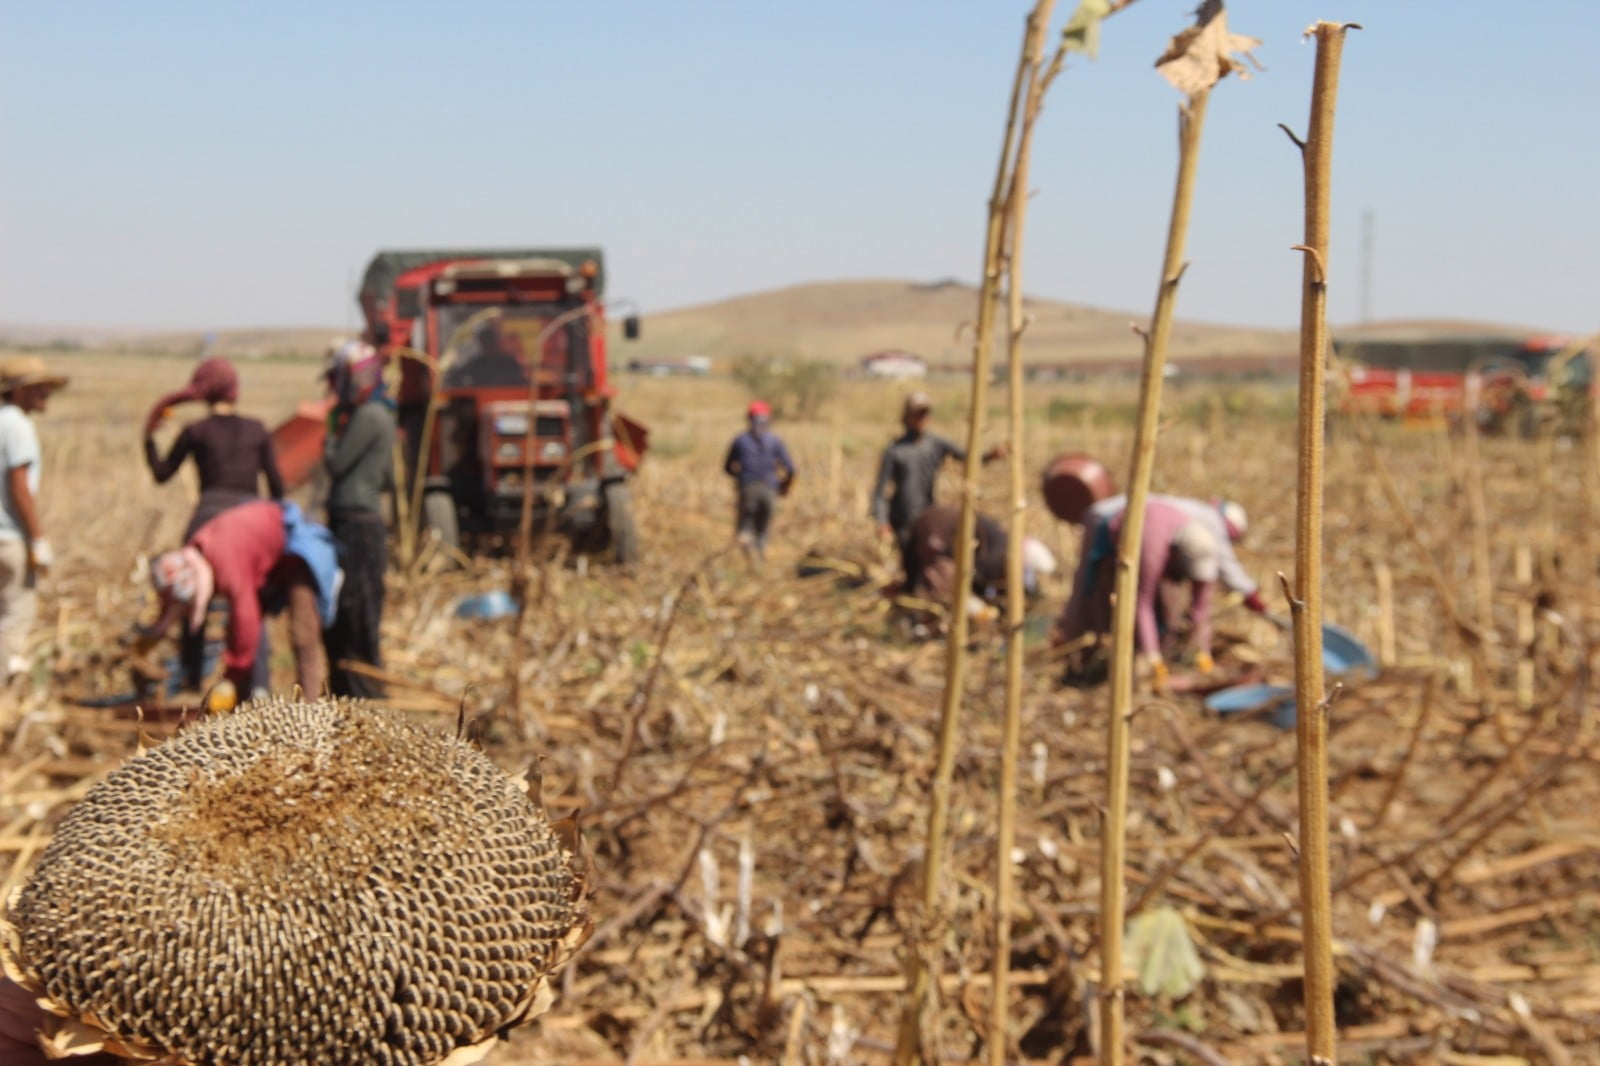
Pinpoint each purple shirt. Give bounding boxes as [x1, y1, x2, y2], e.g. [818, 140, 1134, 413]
[724, 429, 795, 488]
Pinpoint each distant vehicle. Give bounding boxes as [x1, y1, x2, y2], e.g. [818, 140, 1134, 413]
[861, 350, 927, 379]
[358, 247, 648, 562]
[627, 355, 711, 377]
[1332, 330, 1594, 436]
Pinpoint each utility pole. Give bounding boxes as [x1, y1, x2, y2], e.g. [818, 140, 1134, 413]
[1360, 208, 1374, 324]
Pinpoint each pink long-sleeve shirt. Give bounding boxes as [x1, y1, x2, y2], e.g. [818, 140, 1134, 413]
[1057, 498, 1214, 657]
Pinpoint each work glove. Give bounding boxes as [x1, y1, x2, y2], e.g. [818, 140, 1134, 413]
[27, 538, 52, 577]
[1147, 656, 1170, 694]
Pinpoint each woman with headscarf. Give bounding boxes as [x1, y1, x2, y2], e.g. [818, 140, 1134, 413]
[144, 499, 340, 710]
[321, 340, 395, 699]
[143, 357, 285, 539]
[144, 357, 285, 692]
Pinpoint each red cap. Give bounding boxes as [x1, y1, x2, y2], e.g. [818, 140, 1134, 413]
[748, 400, 772, 418]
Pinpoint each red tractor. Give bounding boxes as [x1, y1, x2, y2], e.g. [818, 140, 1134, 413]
[358, 247, 647, 562]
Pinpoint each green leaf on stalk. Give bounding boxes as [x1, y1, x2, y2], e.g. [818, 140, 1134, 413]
[1060, 0, 1113, 60]
[1126, 906, 1206, 1000]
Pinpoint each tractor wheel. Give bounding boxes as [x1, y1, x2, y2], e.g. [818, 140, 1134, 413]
[603, 482, 640, 566]
[422, 491, 461, 556]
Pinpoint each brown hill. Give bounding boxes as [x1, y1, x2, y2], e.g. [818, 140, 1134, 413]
[617, 279, 1300, 368]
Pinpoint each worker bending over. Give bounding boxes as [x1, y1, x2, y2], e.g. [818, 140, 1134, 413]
[145, 500, 341, 707]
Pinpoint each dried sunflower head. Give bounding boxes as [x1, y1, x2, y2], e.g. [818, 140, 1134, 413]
[2, 697, 587, 1065]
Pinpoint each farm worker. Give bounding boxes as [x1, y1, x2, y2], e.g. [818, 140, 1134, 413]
[144, 357, 285, 537]
[1093, 494, 1266, 615]
[144, 500, 341, 709]
[870, 391, 1006, 593]
[723, 399, 795, 561]
[905, 503, 1057, 607]
[1053, 496, 1222, 690]
[144, 356, 285, 691]
[0, 356, 68, 681]
[321, 340, 396, 699]
[452, 317, 530, 388]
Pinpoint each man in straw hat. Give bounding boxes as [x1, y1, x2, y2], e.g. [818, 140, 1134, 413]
[871, 390, 1006, 594]
[0, 356, 68, 681]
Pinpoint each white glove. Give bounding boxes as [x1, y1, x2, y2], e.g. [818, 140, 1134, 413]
[28, 538, 53, 576]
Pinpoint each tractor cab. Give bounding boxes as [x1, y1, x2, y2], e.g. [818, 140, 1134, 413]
[358, 248, 646, 562]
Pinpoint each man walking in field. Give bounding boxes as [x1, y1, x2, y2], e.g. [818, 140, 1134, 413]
[871, 391, 1005, 594]
[0, 356, 68, 682]
[723, 400, 795, 562]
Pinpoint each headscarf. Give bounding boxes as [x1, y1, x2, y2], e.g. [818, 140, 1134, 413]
[1170, 518, 1221, 584]
[144, 357, 239, 432]
[324, 339, 384, 407]
[1217, 499, 1249, 542]
[150, 547, 215, 633]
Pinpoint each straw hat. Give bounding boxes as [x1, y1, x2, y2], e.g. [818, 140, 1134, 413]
[0, 355, 69, 395]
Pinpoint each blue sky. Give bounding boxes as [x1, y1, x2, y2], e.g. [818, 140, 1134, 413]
[1, 1, 1595, 332]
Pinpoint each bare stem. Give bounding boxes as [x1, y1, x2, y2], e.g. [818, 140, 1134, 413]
[1101, 88, 1210, 1066]
[990, 15, 1054, 1061]
[1291, 21, 1356, 1065]
[894, 6, 1051, 1062]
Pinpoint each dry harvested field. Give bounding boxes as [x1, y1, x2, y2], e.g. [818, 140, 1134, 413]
[2, 350, 1598, 1064]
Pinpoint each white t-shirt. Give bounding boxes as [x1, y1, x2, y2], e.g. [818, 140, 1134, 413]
[0, 404, 41, 541]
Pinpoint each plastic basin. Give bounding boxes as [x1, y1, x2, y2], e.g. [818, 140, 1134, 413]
[1206, 624, 1378, 730]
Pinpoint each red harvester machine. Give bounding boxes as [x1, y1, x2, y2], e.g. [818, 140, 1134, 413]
[1332, 330, 1595, 436]
[276, 247, 648, 562]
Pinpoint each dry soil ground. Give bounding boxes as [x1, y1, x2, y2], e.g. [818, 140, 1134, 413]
[1, 351, 1597, 1064]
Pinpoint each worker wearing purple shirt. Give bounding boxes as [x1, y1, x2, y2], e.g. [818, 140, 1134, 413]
[724, 400, 795, 560]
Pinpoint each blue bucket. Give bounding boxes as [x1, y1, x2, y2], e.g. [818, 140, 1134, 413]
[1205, 683, 1297, 730]
[1321, 622, 1378, 680]
[1206, 623, 1377, 730]
[454, 590, 519, 620]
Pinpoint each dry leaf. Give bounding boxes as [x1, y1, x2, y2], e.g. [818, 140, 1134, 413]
[1155, 0, 1263, 98]
[1061, 0, 1113, 60]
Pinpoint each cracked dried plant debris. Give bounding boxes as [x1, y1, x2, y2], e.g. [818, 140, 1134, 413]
[1155, 0, 1263, 98]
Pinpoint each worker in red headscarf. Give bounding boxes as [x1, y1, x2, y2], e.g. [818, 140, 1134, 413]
[144, 357, 284, 539]
[143, 357, 285, 693]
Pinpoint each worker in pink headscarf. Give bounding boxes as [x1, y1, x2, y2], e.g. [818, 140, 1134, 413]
[143, 357, 285, 692]
[143, 499, 339, 708]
